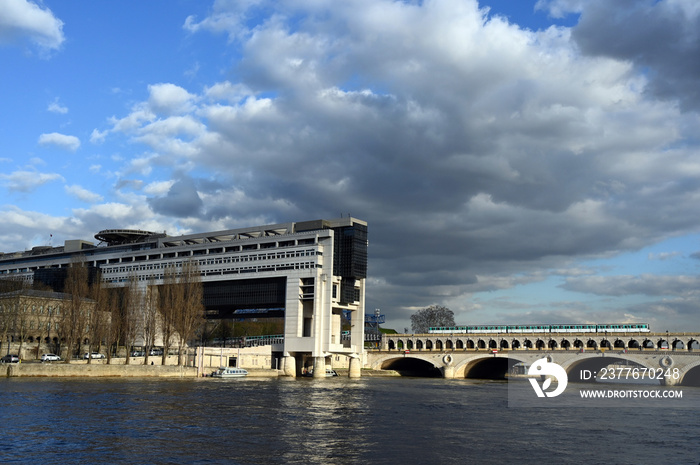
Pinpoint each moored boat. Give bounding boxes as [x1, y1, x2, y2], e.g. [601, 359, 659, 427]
[211, 367, 248, 378]
[302, 368, 339, 377]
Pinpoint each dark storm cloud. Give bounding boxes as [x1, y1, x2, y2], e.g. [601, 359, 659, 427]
[94, 0, 700, 330]
[148, 177, 203, 218]
[570, 0, 700, 110]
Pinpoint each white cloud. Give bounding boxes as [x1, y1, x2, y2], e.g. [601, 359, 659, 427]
[38, 132, 80, 151]
[90, 128, 108, 144]
[65, 184, 103, 203]
[0, 0, 65, 51]
[0, 169, 63, 192]
[144, 180, 175, 196]
[47, 97, 68, 114]
[147, 83, 197, 115]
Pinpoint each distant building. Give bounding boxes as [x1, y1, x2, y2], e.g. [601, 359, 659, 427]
[0, 217, 368, 375]
[0, 289, 98, 358]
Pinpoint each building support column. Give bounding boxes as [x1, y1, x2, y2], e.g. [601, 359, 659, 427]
[283, 355, 296, 377]
[348, 356, 361, 378]
[312, 356, 325, 378]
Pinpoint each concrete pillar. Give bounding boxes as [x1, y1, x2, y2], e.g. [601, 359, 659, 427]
[283, 355, 296, 377]
[348, 356, 361, 378]
[312, 356, 325, 378]
[443, 365, 455, 379]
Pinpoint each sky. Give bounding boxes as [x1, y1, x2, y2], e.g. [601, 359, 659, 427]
[2, 0, 700, 333]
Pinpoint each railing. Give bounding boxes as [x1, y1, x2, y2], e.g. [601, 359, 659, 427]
[210, 335, 284, 348]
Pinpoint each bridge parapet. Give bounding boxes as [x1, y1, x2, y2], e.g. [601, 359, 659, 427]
[380, 332, 700, 352]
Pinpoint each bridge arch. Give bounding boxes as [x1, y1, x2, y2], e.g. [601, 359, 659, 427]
[678, 359, 700, 386]
[378, 355, 442, 377]
[564, 356, 657, 383]
[457, 355, 523, 380]
[688, 339, 700, 350]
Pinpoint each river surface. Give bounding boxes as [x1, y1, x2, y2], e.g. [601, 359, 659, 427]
[1, 376, 698, 464]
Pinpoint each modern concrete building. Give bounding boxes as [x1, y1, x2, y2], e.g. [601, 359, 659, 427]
[0, 217, 368, 377]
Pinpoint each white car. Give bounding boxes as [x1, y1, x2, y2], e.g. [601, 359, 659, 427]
[41, 353, 61, 362]
[83, 352, 106, 359]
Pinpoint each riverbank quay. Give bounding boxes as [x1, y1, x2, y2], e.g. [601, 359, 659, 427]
[2, 362, 284, 379]
[3, 362, 197, 378]
[3, 363, 400, 379]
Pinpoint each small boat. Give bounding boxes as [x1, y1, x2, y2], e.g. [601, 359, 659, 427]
[211, 367, 248, 378]
[302, 368, 339, 377]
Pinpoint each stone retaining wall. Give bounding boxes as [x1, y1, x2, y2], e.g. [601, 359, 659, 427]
[3, 363, 197, 378]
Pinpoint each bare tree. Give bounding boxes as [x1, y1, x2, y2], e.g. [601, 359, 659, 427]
[33, 287, 57, 360]
[0, 277, 23, 354]
[158, 264, 179, 365]
[61, 257, 90, 362]
[143, 277, 159, 365]
[410, 305, 455, 334]
[173, 260, 204, 366]
[86, 272, 109, 360]
[104, 286, 121, 364]
[14, 294, 31, 358]
[120, 273, 141, 365]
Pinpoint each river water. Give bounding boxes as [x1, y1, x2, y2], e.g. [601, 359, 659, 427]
[1, 376, 698, 464]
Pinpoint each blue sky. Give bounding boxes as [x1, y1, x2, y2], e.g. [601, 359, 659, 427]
[2, 0, 700, 332]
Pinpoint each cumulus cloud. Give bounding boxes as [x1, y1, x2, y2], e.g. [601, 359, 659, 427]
[0, 169, 63, 192]
[38, 132, 80, 151]
[65, 184, 104, 203]
[147, 177, 203, 218]
[0, 0, 64, 51]
[147, 83, 197, 115]
[44, 0, 700, 329]
[563, 0, 700, 111]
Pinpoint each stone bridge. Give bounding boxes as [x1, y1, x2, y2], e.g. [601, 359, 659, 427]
[368, 332, 700, 386]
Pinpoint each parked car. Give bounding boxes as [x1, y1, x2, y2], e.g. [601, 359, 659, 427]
[41, 353, 61, 362]
[131, 350, 145, 357]
[83, 352, 106, 359]
[149, 348, 163, 356]
[1, 354, 20, 363]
